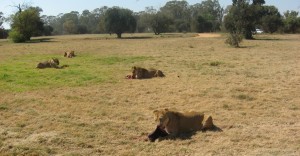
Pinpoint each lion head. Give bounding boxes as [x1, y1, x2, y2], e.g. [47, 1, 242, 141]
[51, 58, 60, 65]
[64, 51, 75, 58]
[132, 66, 147, 79]
[153, 108, 178, 130]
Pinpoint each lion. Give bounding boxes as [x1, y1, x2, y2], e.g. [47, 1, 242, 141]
[132, 66, 165, 79]
[36, 58, 68, 69]
[153, 108, 214, 137]
[64, 51, 75, 58]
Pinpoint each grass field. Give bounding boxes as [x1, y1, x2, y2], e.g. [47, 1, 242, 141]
[0, 33, 299, 155]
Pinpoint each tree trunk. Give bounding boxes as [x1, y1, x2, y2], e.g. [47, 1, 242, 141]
[117, 33, 122, 38]
[244, 29, 254, 40]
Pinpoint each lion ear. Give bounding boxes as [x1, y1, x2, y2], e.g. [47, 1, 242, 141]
[164, 108, 169, 112]
[153, 110, 159, 115]
[132, 66, 136, 70]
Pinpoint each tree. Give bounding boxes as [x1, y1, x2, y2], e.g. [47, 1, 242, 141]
[63, 20, 77, 34]
[0, 12, 4, 27]
[195, 15, 213, 32]
[9, 6, 44, 42]
[260, 6, 282, 33]
[224, 10, 243, 47]
[43, 25, 53, 36]
[79, 9, 102, 33]
[104, 7, 136, 38]
[93, 6, 109, 33]
[160, 0, 191, 32]
[283, 10, 300, 33]
[190, 0, 224, 32]
[0, 12, 8, 39]
[151, 12, 173, 35]
[61, 11, 79, 34]
[136, 7, 157, 33]
[224, 0, 265, 40]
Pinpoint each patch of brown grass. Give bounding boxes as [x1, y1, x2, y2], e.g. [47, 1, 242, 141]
[196, 33, 222, 38]
[0, 33, 299, 155]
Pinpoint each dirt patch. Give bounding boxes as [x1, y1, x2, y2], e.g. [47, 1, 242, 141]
[196, 33, 221, 38]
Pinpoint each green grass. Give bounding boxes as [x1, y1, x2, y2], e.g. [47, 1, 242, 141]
[0, 54, 149, 92]
[0, 104, 8, 111]
[209, 61, 223, 67]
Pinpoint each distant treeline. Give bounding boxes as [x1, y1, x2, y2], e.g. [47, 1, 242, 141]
[1, 0, 300, 40]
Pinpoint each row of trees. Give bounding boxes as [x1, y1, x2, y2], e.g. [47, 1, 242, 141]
[1, 0, 300, 42]
[224, 0, 300, 47]
[42, 0, 224, 35]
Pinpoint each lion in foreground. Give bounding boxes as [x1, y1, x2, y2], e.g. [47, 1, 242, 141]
[153, 108, 216, 137]
[36, 58, 68, 69]
[131, 66, 165, 79]
[64, 51, 75, 58]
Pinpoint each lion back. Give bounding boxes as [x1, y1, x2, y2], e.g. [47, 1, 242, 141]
[36, 58, 60, 69]
[177, 111, 204, 133]
[148, 69, 165, 78]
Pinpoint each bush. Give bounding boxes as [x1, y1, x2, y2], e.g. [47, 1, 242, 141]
[225, 33, 243, 47]
[0, 29, 8, 39]
[8, 29, 26, 43]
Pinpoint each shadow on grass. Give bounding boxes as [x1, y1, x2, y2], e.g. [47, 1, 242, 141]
[120, 36, 153, 40]
[159, 125, 223, 141]
[26, 37, 55, 43]
[254, 38, 282, 41]
[238, 46, 256, 48]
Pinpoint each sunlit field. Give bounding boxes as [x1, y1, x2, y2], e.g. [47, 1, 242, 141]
[0, 33, 299, 155]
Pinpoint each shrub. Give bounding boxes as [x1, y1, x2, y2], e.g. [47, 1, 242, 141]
[225, 33, 243, 47]
[210, 61, 222, 66]
[8, 29, 26, 43]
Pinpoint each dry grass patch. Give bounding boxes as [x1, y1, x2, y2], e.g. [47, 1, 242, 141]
[0, 33, 299, 155]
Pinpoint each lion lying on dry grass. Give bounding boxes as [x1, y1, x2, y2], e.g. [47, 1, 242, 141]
[64, 51, 76, 58]
[131, 66, 165, 79]
[153, 108, 216, 137]
[36, 58, 68, 69]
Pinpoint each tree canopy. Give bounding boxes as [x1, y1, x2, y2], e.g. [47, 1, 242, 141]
[283, 10, 300, 33]
[0, 12, 4, 27]
[104, 7, 136, 38]
[260, 6, 283, 33]
[225, 0, 266, 40]
[151, 12, 172, 35]
[9, 7, 44, 42]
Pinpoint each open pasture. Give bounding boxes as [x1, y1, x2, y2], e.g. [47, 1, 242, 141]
[0, 33, 299, 155]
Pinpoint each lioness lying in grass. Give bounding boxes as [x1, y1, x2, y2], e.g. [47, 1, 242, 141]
[36, 58, 68, 69]
[153, 108, 215, 137]
[64, 51, 76, 58]
[131, 66, 165, 79]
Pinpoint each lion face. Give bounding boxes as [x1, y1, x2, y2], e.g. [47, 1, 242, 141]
[64, 51, 75, 58]
[153, 109, 170, 129]
[51, 58, 59, 65]
[132, 66, 147, 79]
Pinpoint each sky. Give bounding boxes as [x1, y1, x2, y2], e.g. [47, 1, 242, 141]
[1, 0, 300, 28]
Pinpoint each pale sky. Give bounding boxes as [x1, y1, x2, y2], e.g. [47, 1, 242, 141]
[1, 0, 300, 28]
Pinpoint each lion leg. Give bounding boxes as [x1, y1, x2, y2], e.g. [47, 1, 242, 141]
[202, 116, 214, 131]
